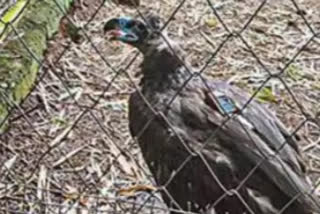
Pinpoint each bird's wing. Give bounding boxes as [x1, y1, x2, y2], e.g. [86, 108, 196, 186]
[206, 80, 305, 173]
[212, 114, 318, 211]
[179, 80, 318, 210]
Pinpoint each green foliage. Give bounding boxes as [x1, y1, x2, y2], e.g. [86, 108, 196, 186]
[255, 87, 277, 103]
[0, 0, 28, 42]
[285, 64, 303, 81]
[0, 0, 74, 133]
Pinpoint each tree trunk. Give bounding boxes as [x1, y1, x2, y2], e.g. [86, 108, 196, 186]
[0, 0, 74, 133]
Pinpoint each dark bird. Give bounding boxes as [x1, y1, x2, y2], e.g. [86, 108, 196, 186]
[104, 15, 320, 214]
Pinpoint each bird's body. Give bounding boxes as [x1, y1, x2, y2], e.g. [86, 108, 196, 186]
[104, 16, 320, 214]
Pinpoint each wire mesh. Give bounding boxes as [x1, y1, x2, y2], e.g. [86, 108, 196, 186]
[0, 0, 320, 213]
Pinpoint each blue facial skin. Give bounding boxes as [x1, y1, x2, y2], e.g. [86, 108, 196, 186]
[117, 17, 139, 42]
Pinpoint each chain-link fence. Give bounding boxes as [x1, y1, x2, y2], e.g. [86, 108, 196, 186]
[1, 0, 320, 213]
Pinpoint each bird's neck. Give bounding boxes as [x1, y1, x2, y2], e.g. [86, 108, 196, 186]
[139, 41, 191, 92]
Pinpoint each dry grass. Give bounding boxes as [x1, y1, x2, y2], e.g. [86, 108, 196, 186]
[0, 0, 320, 213]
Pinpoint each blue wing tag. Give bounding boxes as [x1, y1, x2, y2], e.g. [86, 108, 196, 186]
[213, 92, 238, 115]
[211, 91, 253, 129]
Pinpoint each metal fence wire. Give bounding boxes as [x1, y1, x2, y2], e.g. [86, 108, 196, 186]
[1, 0, 320, 213]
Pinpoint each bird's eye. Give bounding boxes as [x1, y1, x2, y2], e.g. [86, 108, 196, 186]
[119, 19, 128, 28]
[126, 21, 135, 28]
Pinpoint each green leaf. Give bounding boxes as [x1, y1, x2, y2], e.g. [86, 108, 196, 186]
[51, 117, 68, 126]
[255, 87, 277, 103]
[286, 64, 303, 81]
[0, 0, 28, 42]
[205, 18, 218, 28]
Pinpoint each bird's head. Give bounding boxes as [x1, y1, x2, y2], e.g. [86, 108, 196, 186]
[104, 15, 162, 50]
